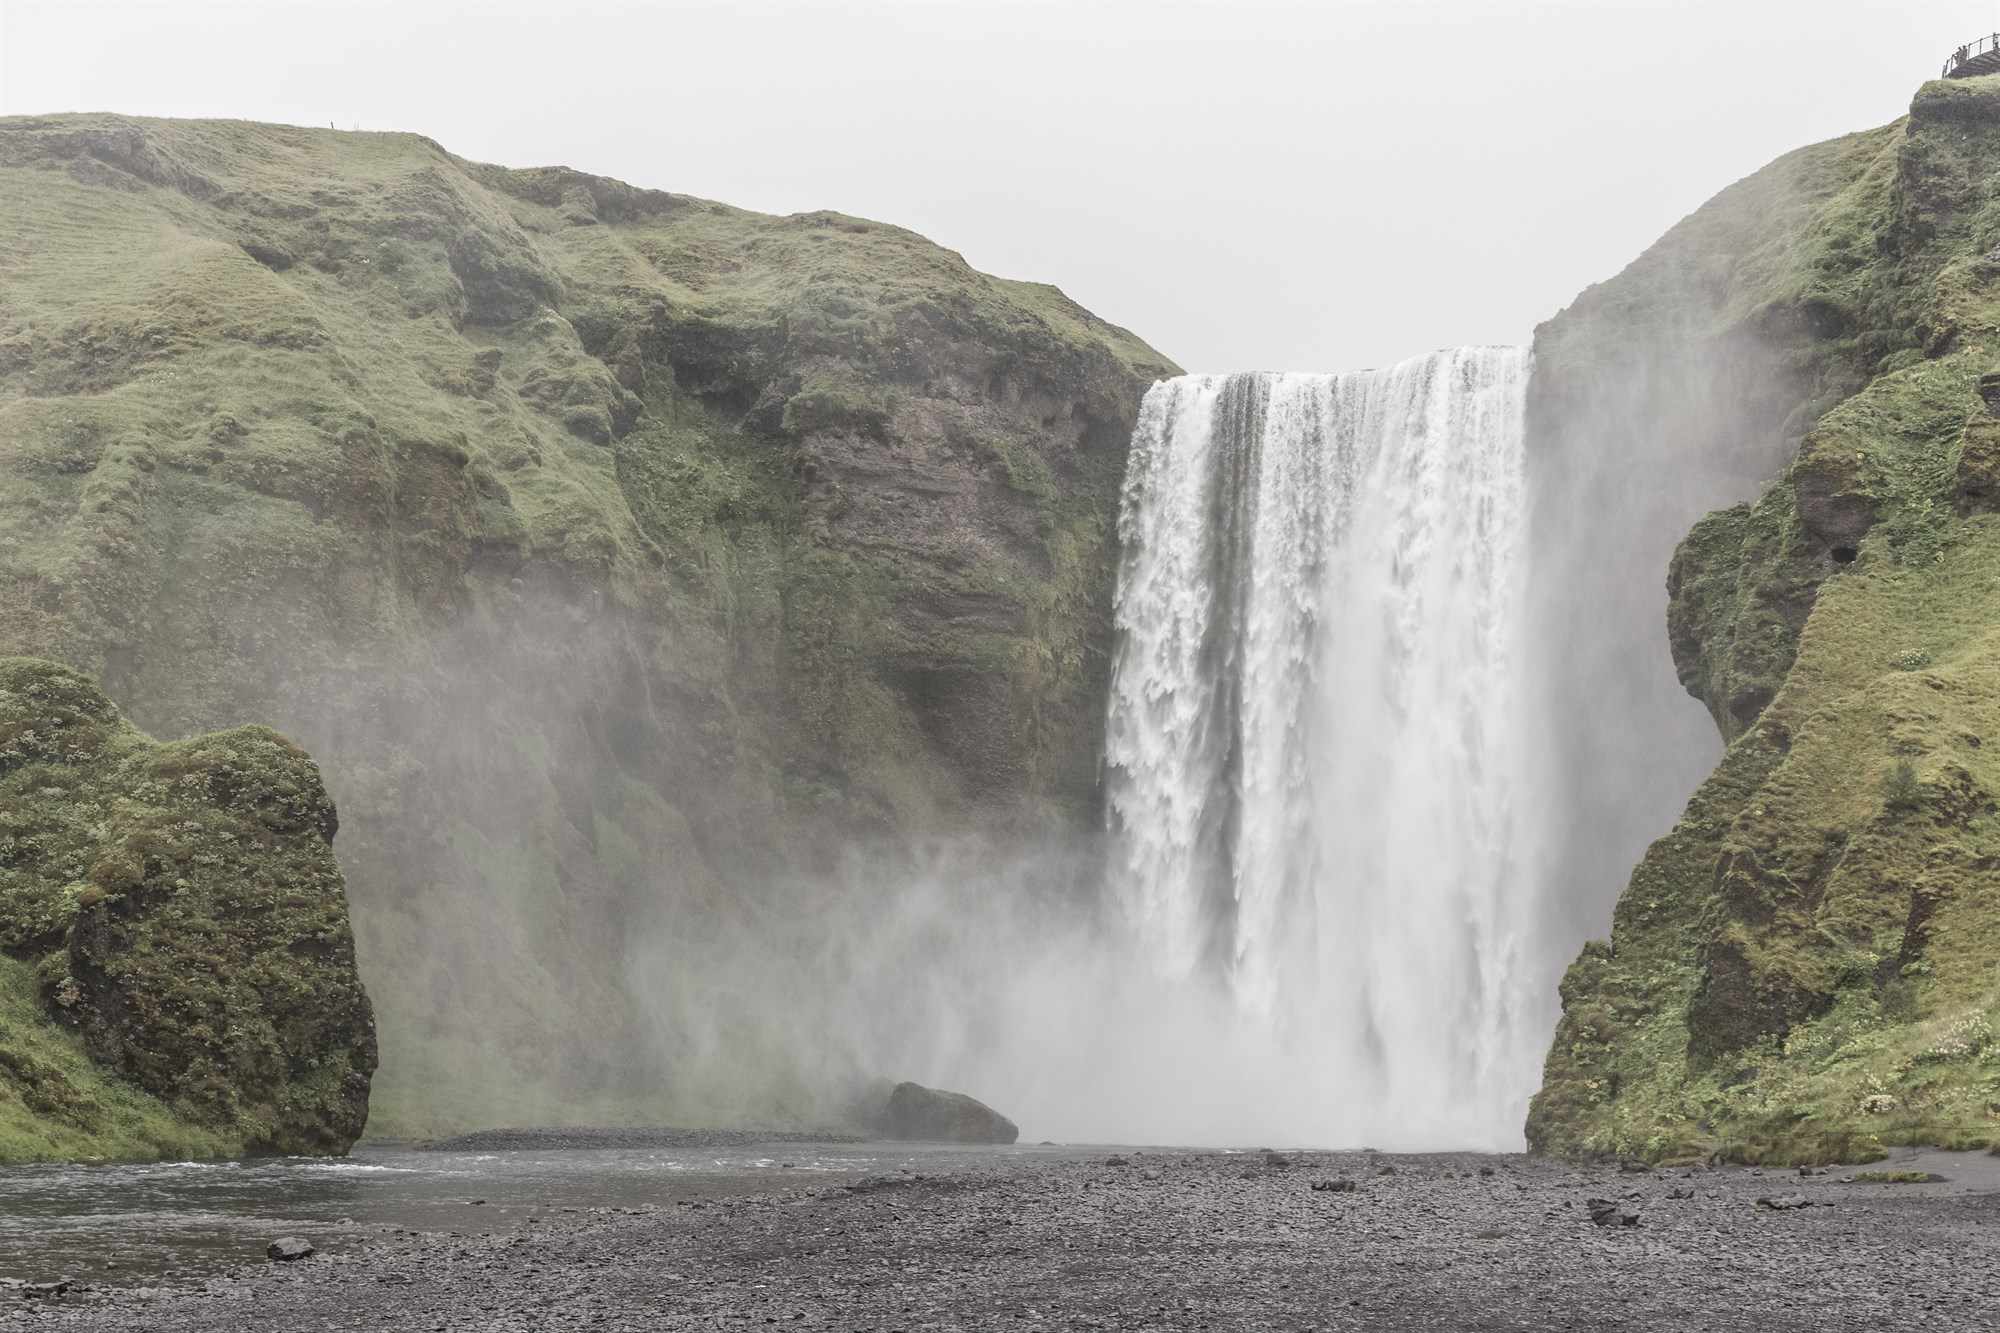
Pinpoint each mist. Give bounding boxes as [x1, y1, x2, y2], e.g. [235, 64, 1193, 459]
[617, 828, 1528, 1151]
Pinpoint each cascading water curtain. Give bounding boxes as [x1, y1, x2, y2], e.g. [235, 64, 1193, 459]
[1104, 347, 1536, 1147]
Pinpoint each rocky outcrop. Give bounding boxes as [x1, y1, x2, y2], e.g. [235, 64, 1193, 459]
[0, 658, 375, 1160]
[0, 114, 1176, 1137]
[883, 1081, 1019, 1144]
[1529, 76, 2000, 1163]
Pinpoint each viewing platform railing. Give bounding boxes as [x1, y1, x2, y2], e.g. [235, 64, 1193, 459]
[1945, 33, 2000, 78]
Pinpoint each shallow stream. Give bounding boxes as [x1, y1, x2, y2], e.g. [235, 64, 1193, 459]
[0, 1140, 1093, 1288]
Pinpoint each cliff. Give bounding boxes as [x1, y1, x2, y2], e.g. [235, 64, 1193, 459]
[0, 657, 374, 1161]
[0, 114, 1176, 1135]
[1529, 76, 2000, 1162]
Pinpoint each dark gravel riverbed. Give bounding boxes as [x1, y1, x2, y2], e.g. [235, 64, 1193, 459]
[411, 1128, 860, 1153]
[11, 1146, 1999, 1331]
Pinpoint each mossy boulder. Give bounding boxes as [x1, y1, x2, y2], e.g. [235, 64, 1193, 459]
[1529, 75, 2000, 1164]
[0, 657, 375, 1158]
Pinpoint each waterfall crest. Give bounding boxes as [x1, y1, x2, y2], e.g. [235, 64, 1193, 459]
[1104, 347, 1536, 1146]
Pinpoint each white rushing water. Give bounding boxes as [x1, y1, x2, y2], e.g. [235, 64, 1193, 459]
[1103, 347, 1537, 1148]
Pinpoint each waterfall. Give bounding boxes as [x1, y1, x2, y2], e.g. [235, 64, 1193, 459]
[1104, 347, 1536, 1147]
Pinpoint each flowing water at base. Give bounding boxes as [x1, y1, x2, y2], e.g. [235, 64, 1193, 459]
[0, 1142, 1099, 1288]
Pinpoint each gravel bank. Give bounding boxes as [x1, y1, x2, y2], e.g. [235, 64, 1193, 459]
[14, 1147, 1999, 1331]
[411, 1127, 860, 1153]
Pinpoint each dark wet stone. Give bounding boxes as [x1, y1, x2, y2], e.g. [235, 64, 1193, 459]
[1586, 1198, 1640, 1227]
[267, 1238, 316, 1262]
[883, 1083, 1019, 1145]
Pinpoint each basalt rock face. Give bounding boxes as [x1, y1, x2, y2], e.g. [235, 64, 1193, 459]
[0, 658, 375, 1160]
[0, 115, 1176, 1136]
[1529, 77, 2000, 1163]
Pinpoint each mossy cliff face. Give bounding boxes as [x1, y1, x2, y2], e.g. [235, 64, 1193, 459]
[0, 658, 374, 1160]
[1529, 77, 2000, 1163]
[1521, 115, 1914, 976]
[0, 115, 1176, 1135]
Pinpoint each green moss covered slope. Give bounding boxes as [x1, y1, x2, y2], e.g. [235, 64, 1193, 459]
[0, 657, 374, 1161]
[0, 115, 1176, 1136]
[1530, 77, 2000, 1163]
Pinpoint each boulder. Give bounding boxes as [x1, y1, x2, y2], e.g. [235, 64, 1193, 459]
[882, 1082, 1018, 1144]
[1753, 1194, 1813, 1211]
[0, 658, 376, 1160]
[1586, 1198, 1640, 1227]
[267, 1238, 315, 1262]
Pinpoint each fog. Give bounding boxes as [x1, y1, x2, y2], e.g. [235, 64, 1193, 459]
[615, 833, 1364, 1147]
[0, 1, 1987, 373]
[620, 834, 1533, 1152]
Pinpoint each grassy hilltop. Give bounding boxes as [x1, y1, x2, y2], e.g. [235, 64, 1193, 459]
[0, 114, 1175, 1139]
[1529, 76, 2000, 1162]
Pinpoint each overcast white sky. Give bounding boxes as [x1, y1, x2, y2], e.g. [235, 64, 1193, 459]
[2, 1, 1994, 372]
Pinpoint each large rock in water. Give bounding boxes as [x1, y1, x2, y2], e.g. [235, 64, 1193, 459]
[884, 1081, 1018, 1144]
[0, 658, 376, 1160]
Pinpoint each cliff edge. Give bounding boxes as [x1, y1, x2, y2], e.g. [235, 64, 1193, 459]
[0, 115, 1176, 1135]
[1530, 76, 2000, 1162]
